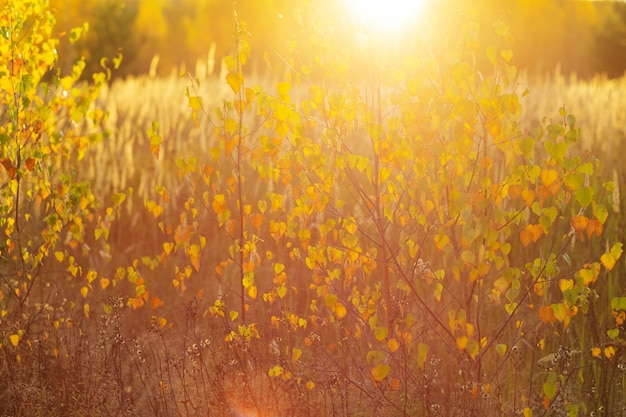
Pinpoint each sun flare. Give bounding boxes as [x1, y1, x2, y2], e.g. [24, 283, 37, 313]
[342, 0, 428, 33]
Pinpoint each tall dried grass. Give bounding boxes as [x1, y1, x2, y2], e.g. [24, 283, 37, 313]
[522, 67, 626, 163]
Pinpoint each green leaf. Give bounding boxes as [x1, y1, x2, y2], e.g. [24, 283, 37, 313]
[366, 349, 385, 364]
[518, 137, 535, 157]
[574, 187, 593, 207]
[495, 343, 507, 357]
[565, 404, 579, 417]
[324, 293, 337, 308]
[374, 325, 389, 342]
[371, 363, 391, 382]
[543, 372, 557, 400]
[607, 328, 620, 340]
[611, 297, 626, 311]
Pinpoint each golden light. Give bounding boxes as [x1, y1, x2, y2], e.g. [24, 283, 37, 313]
[342, 0, 429, 33]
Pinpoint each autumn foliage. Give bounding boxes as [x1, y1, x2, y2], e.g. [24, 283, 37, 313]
[1, 1, 625, 416]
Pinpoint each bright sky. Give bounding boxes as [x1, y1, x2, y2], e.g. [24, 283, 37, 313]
[341, 0, 429, 33]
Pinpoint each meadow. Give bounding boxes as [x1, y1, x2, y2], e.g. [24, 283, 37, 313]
[3, 2, 626, 417]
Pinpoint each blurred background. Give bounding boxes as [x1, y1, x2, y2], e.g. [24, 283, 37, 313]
[50, 0, 626, 80]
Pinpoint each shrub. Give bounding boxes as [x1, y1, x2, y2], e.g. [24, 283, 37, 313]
[0, 1, 124, 414]
[142, 3, 623, 416]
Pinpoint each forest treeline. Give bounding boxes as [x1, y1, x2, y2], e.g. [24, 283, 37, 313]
[51, 0, 626, 79]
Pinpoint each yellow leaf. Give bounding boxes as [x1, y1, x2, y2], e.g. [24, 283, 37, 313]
[158, 317, 167, 329]
[521, 188, 535, 207]
[417, 343, 429, 369]
[558, 279, 573, 293]
[276, 285, 287, 299]
[371, 363, 391, 382]
[274, 263, 285, 274]
[9, 334, 19, 347]
[305, 381, 315, 390]
[292, 347, 302, 362]
[601, 253, 617, 271]
[434, 232, 449, 251]
[226, 72, 243, 94]
[604, 346, 616, 359]
[163, 242, 174, 255]
[456, 336, 469, 350]
[540, 169, 559, 187]
[230, 310, 239, 321]
[247, 285, 257, 300]
[500, 49, 513, 62]
[268, 365, 283, 377]
[80, 286, 88, 298]
[601, 243, 623, 271]
[334, 302, 347, 319]
[54, 251, 64, 262]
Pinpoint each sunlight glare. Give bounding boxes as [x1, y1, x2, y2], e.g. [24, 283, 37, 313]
[343, 0, 427, 33]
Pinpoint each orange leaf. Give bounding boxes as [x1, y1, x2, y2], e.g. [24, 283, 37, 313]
[250, 213, 264, 229]
[586, 218, 603, 238]
[211, 194, 227, 214]
[151, 297, 164, 309]
[1, 158, 16, 178]
[508, 184, 521, 199]
[25, 157, 36, 171]
[538, 305, 556, 324]
[520, 224, 542, 247]
[571, 215, 589, 234]
[387, 338, 400, 353]
[100, 278, 110, 290]
[390, 378, 401, 390]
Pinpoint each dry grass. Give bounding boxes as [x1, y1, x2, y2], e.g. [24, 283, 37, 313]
[522, 67, 626, 164]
